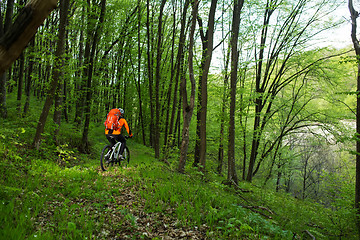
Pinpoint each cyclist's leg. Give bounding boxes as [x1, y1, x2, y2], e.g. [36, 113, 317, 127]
[117, 134, 126, 155]
[106, 134, 116, 147]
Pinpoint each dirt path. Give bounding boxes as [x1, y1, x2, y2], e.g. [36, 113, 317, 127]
[34, 168, 209, 239]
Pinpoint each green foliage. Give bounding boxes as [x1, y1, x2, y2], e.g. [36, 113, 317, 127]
[130, 161, 292, 239]
[1, 0, 358, 238]
[0, 102, 359, 239]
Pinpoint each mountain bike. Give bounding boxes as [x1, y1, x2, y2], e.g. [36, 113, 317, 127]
[100, 136, 130, 171]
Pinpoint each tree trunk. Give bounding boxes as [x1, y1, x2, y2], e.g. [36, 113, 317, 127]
[33, 0, 68, 149]
[63, 79, 69, 122]
[146, 0, 155, 148]
[23, 37, 35, 116]
[53, 72, 64, 138]
[178, 0, 197, 173]
[137, 0, 146, 145]
[0, 0, 58, 75]
[194, 0, 218, 172]
[154, 0, 167, 159]
[165, 0, 189, 158]
[0, 0, 16, 118]
[4, 0, 15, 34]
[217, 26, 231, 175]
[16, 53, 25, 111]
[228, 0, 244, 184]
[246, 1, 273, 182]
[163, 1, 177, 151]
[349, 0, 360, 233]
[74, 8, 85, 126]
[81, 0, 107, 153]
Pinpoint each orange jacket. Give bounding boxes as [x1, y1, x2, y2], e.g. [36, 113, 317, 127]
[105, 118, 132, 136]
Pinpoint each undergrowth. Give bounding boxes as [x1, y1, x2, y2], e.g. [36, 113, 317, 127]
[0, 99, 359, 239]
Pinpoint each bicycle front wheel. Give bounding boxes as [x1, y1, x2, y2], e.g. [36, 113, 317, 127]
[100, 145, 113, 171]
[123, 146, 130, 164]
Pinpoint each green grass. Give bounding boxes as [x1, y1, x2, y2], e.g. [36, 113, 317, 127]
[0, 97, 359, 239]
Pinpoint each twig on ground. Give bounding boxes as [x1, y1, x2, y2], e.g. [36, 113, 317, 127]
[303, 230, 316, 240]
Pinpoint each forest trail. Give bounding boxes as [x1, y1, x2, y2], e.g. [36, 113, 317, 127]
[93, 168, 208, 239]
[98, 170, 208, 239]
[32, 164, 208, 239]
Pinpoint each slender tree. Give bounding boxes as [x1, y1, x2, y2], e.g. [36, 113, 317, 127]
[81, 0, 107, 153]
[137, 0, 146, 145]
[23, 37, 35, 115]
[165, 0, 189, 157]
[193, 0, 218, 172]
[217, 0, 231, 175]
[16, 53, 24, 111]
[228, 0, 245, 184]
[163, 0, 178, 151]
[178, 0, 196, 173]
[154, 0, 167, 158]
[146, 0, 155, 147]
[74, 4, 85, 126]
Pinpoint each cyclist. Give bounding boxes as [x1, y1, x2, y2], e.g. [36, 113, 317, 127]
[104, 108, 133, 159]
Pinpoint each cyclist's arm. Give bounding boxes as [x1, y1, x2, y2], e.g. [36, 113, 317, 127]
[120, 118, 133, 137]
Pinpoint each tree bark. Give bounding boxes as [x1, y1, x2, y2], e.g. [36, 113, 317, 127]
[23, 37, 35, 116]
[146, 0, 155, 148]
[16, 53, 25, 111]
[154, 0, 167, 159]
[0, 0, 58, 75]
[194, 0, 218, 172]
[178, 0, 196, 173]
[228, 0, 244, 184]
[4, 0, 15, 33]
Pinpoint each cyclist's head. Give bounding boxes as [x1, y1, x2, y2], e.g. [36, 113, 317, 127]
[118, 108, 124, 117]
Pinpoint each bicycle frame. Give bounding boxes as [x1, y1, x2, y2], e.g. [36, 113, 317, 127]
[101, 136, 130, 171]
[106, 141, 123, 161]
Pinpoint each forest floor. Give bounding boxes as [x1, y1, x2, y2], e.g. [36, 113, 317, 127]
[1, 117, 359, 239]
[33, 168, 208, 240]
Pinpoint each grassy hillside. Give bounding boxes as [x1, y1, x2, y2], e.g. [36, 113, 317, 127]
[0, 100, 358, 239]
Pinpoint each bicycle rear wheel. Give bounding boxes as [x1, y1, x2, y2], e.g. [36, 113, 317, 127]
[100, 145, 113, 171]
[122, 146, 130, 164]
